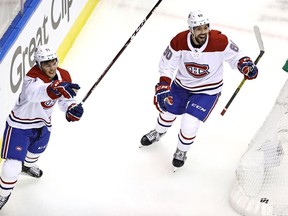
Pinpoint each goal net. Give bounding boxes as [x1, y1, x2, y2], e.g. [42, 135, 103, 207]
[230, 78, 288, 216]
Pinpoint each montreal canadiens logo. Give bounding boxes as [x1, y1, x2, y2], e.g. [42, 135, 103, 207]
[185, 62, 210, 78]
[41, 100, 56, 109]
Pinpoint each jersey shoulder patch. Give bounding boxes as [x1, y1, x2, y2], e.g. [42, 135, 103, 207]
[204, 30, 228, 52]
[170, 30, 190, 51]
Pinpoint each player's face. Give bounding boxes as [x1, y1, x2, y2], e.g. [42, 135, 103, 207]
[192, 24, 209, 45]
[41, 59, 58, 79]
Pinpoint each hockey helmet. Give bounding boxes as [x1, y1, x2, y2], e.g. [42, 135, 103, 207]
[34, 44, 58, 67]
[187, 10, 209, 29]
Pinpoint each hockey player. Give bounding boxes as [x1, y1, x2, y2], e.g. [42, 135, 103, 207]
[140, 10, 258, 169]
[0, 44, 84, 210]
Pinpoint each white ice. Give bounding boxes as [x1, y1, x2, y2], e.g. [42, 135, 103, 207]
[1, 0, 288, 215]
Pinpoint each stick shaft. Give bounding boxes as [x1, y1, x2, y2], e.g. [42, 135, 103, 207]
[81, 0, 163, 104]
[220, 78, 246, 116]
[220, 26, 265, 116]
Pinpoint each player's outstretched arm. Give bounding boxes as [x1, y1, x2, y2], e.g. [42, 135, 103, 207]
[47, 80, 80, 99]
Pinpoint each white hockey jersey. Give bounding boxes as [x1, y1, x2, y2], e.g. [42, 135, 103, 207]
[159, 29, 246, 95]
[7, 66, 77, 130]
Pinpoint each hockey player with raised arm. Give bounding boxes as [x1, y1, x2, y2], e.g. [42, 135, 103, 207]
[0, 45, 84, 210]
[140, 10, 258, 169]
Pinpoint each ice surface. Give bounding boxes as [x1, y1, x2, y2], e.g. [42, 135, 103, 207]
[1, 0, 288, 215]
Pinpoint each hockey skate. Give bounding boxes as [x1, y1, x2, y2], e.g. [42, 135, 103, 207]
[172, 148, 187, 170]
[0, 194, 11, 210]
[140, 129, 165, 146]
[22, 163, 43, 178]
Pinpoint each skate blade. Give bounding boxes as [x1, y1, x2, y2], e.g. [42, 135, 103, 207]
[173, 167, 178, 172]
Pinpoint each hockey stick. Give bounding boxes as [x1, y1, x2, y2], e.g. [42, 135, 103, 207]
[81, 0, 163, 104]
[220, 26, 265, 116]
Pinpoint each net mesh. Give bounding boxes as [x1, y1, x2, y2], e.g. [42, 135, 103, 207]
[230, 79, 288, 216]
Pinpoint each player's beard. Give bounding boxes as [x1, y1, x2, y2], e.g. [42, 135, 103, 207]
[195, 34, 207, 46]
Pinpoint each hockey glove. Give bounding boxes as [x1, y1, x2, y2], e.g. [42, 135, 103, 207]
[153, 82, 173, 113]
[237, 57, 258, 80]
[48, 80, 80, 99]
[66, 103, 84, 122]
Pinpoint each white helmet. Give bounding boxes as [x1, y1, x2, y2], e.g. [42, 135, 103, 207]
[187, 10, 209, 29]
[34, 44, 58, 67]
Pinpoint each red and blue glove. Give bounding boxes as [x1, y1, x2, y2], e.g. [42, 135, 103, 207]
[66, 103, 84, 122]
[153, 77, 173, 113]
[237, 57, 258, 80]
[47, 80, 80, 99]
